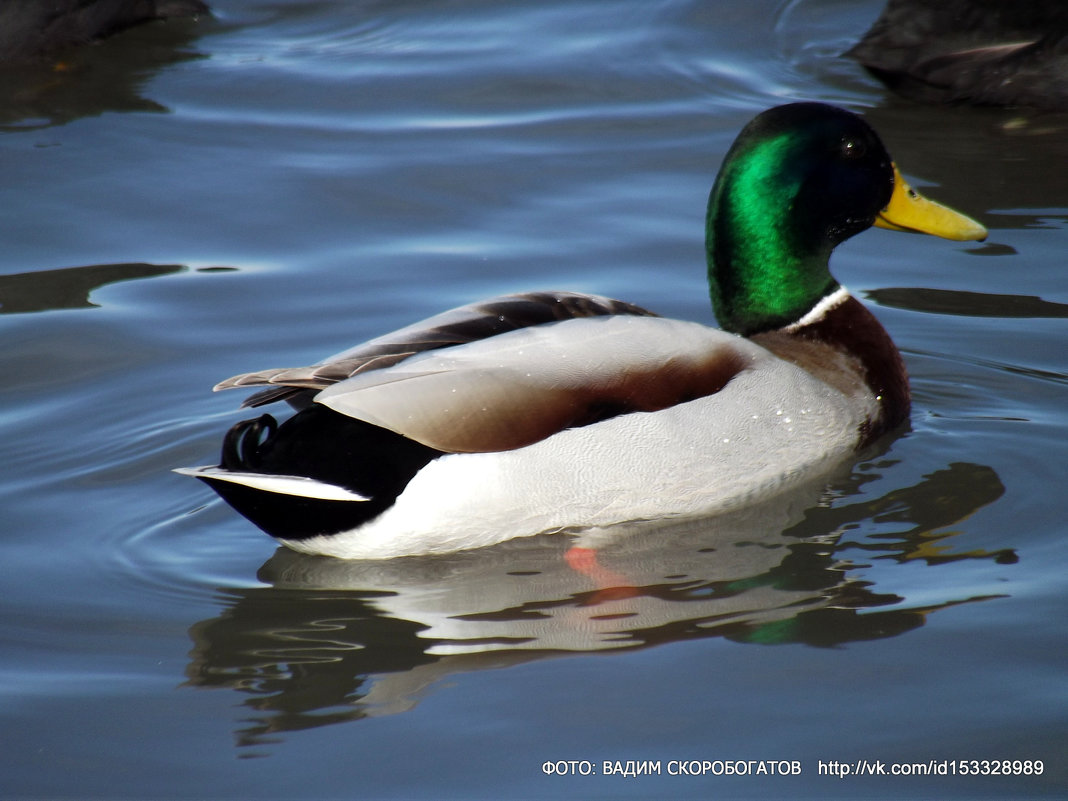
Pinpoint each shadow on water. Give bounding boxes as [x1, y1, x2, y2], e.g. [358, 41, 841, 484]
[0, 15, 209, 130]
[183, 460, 1011, 752]
[0, 262, 185, 314]
[866, 287, 1068, 319]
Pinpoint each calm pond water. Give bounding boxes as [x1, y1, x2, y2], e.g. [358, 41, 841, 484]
[1, 0, 1065, 798]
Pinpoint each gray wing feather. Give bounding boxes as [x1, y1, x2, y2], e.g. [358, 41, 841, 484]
[214, 291, 657, 408]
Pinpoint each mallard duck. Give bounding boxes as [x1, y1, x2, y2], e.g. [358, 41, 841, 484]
[177, 102, 986, 559]
[847, 0, 1068, 110]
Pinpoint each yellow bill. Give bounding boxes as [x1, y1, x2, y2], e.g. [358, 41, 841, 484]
[875, 164, 987, 242]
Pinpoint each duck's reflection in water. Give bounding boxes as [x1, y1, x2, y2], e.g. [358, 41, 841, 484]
[185, 460, 1011, 748]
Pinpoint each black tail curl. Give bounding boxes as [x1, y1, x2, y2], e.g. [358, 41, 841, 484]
[204, 405, 445, 540]
[221, 414, 277, 471]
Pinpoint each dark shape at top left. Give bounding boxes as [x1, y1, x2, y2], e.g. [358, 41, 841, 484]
[0, 0, 210, 63]
[0, 0, 211, 129]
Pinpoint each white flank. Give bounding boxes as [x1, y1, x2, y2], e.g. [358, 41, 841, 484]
[278, 336, 878, 559]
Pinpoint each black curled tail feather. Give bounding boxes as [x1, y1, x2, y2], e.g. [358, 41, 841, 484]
[205, 406, 446, 540]
[220, 414, 278, 470]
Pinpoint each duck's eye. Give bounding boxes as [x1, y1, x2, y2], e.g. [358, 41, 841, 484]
[841, 138, 866, 159]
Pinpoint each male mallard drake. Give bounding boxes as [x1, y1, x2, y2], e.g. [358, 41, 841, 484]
[177, 102, 986, 559]
[847, 0, 1068, 110]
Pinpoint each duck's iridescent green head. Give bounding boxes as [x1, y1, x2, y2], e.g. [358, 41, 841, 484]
[706, 103, 986, 335]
